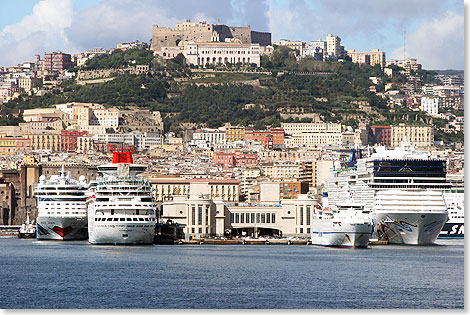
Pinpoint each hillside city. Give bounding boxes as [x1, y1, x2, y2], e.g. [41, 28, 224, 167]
[0, 20, 464, 238]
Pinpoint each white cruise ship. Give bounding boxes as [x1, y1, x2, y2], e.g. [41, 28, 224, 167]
[373, 190, 447, 244]
[35, 167, 88, 240]
[327, 142, 450, 245]
[439, 190, 464, 238]
[87, 148, 157, 245]
[311, 203, 372, 248]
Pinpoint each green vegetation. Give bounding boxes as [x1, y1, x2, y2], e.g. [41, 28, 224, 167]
[0, 115, 24, 126]
[191, 72, 271, 84]
[7, 74, 168, 109]
[434, 129, 464, 144]
[82, 49, 154, 70]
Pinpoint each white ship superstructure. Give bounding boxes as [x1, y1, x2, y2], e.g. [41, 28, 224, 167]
[87, 149, 157, 245]
[327, 142, 450, 245]
[311, 203, 372, 248]
[34, 167, 88, 240]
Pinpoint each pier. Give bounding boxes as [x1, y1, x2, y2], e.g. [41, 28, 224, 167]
[158, 238, 313, 245]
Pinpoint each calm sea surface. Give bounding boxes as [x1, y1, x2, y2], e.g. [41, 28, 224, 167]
[0, 237, 464, 309]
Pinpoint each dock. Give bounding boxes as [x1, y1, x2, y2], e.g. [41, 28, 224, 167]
[369, 238, 389, 245]
[155, 237, 389, 246]
[155, 238, 312, 245]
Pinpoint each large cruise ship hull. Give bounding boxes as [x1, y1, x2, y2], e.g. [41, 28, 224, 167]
[438, 221, 464, 239]
[36, 216, 88, 240]
[88, 221, 156, 245]
[311, 222, 372, 248]
[373, 211, 448, 245]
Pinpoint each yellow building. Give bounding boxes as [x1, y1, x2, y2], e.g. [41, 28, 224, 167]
[0, 138, 18, 155]
[25, 132, 61, 152]
[347, 49, 386, 69]
[18, 77, 42, 93]
[225, 125, 245, 142]
[0, 137, 32, 155]
[391, 124, 434, 148]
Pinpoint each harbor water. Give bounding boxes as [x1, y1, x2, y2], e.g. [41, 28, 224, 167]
[0, 238, 463, 309]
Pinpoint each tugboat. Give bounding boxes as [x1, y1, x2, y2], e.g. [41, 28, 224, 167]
[18, 214, 36, 239]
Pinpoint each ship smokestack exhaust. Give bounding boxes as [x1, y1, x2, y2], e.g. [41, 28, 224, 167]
[110, 147, 135, 164]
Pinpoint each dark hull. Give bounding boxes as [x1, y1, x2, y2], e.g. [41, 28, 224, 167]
[18, 232, 36, 239]
[438, 222, 464, 238]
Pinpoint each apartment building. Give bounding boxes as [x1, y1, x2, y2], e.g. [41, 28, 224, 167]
[370, 125, 392, 146]
[192, 128, 226, 145]
[225, 125, 246, 142]
[325, 34, 345, 58]
[390, 124, 434, 148]
[25, 131, 61, 151]
[44, 52, 72, 72]
[281, 122, 342, 136]
[61, 130, 88, 152]
[245, 128, 284, 148]
[150, 177, 240, 202]
[420, 96, 439, 116]
[347, 49, 386, 68]
[0, 137, 31, 155]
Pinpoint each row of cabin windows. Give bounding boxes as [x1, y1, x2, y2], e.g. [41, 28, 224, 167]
[46, 212, 83, 215]
[95, 217, 154, 222]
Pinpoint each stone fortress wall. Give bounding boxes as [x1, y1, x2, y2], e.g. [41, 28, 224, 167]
[150, 20, 271, 52]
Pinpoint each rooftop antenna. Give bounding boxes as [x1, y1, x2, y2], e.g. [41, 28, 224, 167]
[217, 17, 220, 24]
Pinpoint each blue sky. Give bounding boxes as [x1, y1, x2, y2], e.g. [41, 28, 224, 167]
[0, 0, 464, 69]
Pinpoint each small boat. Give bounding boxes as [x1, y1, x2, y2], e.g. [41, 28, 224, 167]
[18, 214, 36, 239]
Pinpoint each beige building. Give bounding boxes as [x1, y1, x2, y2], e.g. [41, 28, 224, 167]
[326, 34, 345, 58]
[347, 49, 386, 68]
[184, 42, 261, 67]
[25, 131, 61, 152]
[19, 119, 65, 133]
[22, 108, 68, 122]
[18, 77, 42, 93]
[390, 124, 434, 148]
[150, 177, 240, 203]
[271, 161, 300, 179]
[76, 135, 94, 153]
[281, 122, 344, 148]
[70, 103, 120, 134]
[162, 183, 317, 238]
[386, 58, 422, 75]
[281, 122, 342, 136]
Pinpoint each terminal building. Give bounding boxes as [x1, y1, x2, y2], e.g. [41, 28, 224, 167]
[162, 182, 317, 238]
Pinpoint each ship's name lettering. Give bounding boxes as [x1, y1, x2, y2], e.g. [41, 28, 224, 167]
[450, 225, 464, 235]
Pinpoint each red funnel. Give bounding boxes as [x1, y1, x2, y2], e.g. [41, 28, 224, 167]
[110, 148, 135, 164]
